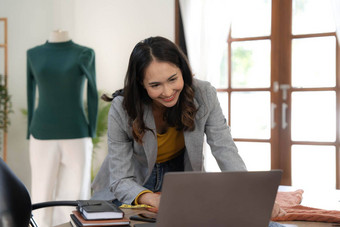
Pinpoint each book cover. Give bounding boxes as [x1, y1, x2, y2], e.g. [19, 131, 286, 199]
[70, 214, 81, 227]
[77, 200, 124, 220]
[71, 210, 130, 226]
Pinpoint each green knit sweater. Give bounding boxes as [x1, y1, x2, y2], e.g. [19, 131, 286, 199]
[27, 40, 98, 140]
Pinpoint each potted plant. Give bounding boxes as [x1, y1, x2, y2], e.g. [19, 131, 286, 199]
[0, 74, 12, 131]
[0, 73, 13, 160]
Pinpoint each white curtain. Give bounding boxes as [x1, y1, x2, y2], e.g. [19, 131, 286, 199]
[331, 0, 340, 45]
[179, 0, 234, 171]
[179, 0, 234, 83]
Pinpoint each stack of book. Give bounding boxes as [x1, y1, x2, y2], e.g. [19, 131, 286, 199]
[70, 200, 130, 226]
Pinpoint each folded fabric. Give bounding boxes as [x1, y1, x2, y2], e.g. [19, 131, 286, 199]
[272, 189, 340, 223]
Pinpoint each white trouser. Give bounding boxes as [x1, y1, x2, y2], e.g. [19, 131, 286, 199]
[29, 136, 93, 227]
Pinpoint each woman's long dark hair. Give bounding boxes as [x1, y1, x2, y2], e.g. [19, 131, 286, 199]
[104, 36, 197, 143]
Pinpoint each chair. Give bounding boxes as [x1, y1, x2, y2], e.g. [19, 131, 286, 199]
[0, 158, 78, 226]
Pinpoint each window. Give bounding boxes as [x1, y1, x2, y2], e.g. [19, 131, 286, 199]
[176, 0, 339, 190]
[225, 0, 338, 190]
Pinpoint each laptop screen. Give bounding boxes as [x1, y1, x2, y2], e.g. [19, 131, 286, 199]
[154, 170, 282, 227]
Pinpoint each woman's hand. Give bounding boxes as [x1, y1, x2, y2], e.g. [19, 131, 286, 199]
[138, 192, 161, 209]
[271, 202, 286, 218]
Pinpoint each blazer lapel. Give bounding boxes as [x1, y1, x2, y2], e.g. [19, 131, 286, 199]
[183, 97, 204, 171]
[142, 104, 158, 174]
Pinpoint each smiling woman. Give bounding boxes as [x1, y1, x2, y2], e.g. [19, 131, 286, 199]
[91, 36, 247, 211]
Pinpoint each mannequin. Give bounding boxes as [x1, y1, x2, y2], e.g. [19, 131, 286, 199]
[48, 30, 71, 43]
[27, 30, 98, 227]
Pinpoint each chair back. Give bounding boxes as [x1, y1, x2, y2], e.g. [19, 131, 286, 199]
[0, 158, 31, 226]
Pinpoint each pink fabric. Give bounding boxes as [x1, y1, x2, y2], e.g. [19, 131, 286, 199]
[272, 190, 340, 223]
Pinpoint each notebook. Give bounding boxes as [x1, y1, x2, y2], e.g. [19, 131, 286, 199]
[134, 170, 282, 227]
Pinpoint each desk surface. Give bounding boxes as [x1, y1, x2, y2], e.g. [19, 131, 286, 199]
[57, 186, 340, 227]
[56, 211, 337, 227]
[56, 209, 338, 227]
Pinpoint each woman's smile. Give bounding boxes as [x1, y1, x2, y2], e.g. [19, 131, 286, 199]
[161, 91, 177, 102]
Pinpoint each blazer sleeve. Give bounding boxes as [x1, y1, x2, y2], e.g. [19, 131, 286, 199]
[79, 48, 98, 138]
[26, 51, 36, 139]
[105, 98, 148, 204]
[203, 83, 247, 171]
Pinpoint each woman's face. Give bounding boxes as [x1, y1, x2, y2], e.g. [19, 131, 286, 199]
[143, 60, 184, 108]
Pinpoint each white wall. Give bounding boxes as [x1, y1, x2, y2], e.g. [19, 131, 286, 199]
[74, 0, 175, 92]
[0, 0, 175, 191]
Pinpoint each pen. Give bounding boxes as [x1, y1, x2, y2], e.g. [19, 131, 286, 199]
[120, 204, 153, 209]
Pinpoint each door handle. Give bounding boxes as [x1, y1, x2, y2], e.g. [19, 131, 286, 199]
[271, 103, 277, 129]
[282, 103, 288, 129]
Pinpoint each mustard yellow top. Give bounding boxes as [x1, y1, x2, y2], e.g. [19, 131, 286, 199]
[133, 127, 185, 204]
[156, 127, 185, 163]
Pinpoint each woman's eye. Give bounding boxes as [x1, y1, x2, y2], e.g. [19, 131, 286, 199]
[151, 84, 159, 88]
[169, 77, 177, 82]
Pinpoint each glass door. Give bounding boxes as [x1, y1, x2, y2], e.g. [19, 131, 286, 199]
[288, 0, 337, 190]
[204, 0, 339, 190]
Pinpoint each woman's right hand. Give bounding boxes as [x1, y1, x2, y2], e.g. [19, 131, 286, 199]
[138, 192, 161, 209]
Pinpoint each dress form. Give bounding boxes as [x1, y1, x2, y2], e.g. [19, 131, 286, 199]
[28, 29, 97, 226]
[48, 30, 71, 43]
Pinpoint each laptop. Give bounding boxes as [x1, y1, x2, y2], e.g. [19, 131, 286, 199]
[134, 170, 282, 227]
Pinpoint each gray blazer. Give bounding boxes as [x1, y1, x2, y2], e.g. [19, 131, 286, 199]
[91, 79, 247, 204]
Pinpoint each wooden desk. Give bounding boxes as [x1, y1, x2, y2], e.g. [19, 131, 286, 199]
[57, 186, 340, 227]
[57, 209, 338, 227]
